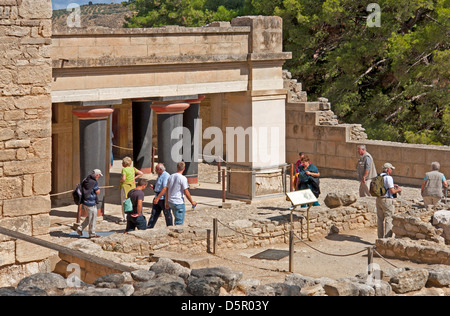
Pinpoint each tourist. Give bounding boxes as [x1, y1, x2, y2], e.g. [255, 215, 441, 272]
[294, 152, 306, 189]
[120, 156, 144, 224]
[421, 161, 448, 208]
[356, 144, 377, 197]
[125, 178, 148, 232]
[376, 163, 402, 238]
[297, 155, 320, 206]
[165, 161, 197, 225]
[76, 169, 102, 239]
[295, 152, 305, 172]
[147, 163, 173, 228]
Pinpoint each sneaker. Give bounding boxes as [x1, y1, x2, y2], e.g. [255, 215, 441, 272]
[76, 228, 83, 237]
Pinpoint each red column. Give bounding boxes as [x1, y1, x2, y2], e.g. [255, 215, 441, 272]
[151, 102, 190, 175]
[73, 108, 113, 218]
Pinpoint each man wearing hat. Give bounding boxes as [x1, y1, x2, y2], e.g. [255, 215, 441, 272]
[376, 163, 402, 238]
[76, 169, 103, 238]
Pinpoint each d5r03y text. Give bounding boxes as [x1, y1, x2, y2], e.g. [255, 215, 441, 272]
[225, 300, 269, 311]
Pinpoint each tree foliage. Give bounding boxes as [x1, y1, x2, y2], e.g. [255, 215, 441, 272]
[124, 0, 450, 145]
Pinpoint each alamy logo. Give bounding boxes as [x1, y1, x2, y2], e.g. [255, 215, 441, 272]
[367, 3, 381, 28]
[67, 3, 81, 28]
[170, 119, 281, 165]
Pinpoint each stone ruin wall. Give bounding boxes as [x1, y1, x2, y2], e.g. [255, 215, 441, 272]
[0, 0, 53, 284]
[376, 208, 450, 265]
[284, 71, 450, 187]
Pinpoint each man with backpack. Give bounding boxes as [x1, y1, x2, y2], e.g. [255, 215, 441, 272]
[76, 169, 102, 238]
[375, 163, 402, 239]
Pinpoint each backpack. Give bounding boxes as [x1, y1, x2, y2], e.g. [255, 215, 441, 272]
[370, 175, 387, 197]
[72, 183, 83, 205]
[72, 177, 88, 205]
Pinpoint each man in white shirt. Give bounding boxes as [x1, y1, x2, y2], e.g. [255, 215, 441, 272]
[376, 163, 402, 238]
[165, 161, 197, 225]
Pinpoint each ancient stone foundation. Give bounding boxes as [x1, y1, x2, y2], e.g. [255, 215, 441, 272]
[88, 200, 376, 257]
[376, 208, 450, 265]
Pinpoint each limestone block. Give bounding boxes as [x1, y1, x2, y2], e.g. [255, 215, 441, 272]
[0, 176, 22, 200]
[231, 16, 283, 53]
[389, 269, 429, 294]
[3, 195, 50, 217]
[17, 65, 52, 85]
[16, 119, 51, 139]
[323, 281, 360, 296]
[0, 216, 31, 242]
[0, 148, 16, 163]
[33, 172, 51, 195]
[32, 213, 50, 235]
[31, 137, 51, 159]
[14, 95, 52, 110]
[15, 235, 52, 264]
[3, 158, 51, 176]
[426, 266, 450, 287]
[18, 0, 52, 19]
[324, 192, 357, 209]
[0, 241, 15, 267]
[433, 210, 450, 242]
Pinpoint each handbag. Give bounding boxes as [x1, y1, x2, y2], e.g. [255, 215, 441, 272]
[123, 198, 133, 213]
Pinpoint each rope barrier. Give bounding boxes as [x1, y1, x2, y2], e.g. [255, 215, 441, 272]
[373, 248, 400, 268]
[292, 231, 368, 257]
[112, 144, 133, 151]
[49, 185, 116, 197]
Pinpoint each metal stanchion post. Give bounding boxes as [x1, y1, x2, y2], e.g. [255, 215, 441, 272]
[289, 230, 295, 273]
[217, 159, 221, 183]
[151, 147, 156, 173]
[367, 247, 374, 275]
[222, 169, 226, 203]
[213, 218, 218, 254]
[290, 163, 294, 192]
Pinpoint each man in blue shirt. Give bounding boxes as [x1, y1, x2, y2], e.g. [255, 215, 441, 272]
[147, 163, 173, 228]
[76, 169, 102, 238]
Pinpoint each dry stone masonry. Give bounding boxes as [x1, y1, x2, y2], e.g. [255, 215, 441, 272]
[376, 207, 450, 265]
[0, 0, 53, 285]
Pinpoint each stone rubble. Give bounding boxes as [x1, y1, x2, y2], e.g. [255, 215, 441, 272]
[1, 258, 449, 296]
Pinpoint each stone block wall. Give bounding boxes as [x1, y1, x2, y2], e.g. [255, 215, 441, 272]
[392, 213, 449, 245]
[376, 208, 450, 265]
[93, 200, 377, 257]
[0, 0, 53, 285]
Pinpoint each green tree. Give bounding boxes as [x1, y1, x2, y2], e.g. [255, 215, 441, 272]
[124, 0, 246, 27]
[256, 0, 449, 145]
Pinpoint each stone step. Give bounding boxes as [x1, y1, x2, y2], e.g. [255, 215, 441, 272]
[149, 250, 210, 269]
